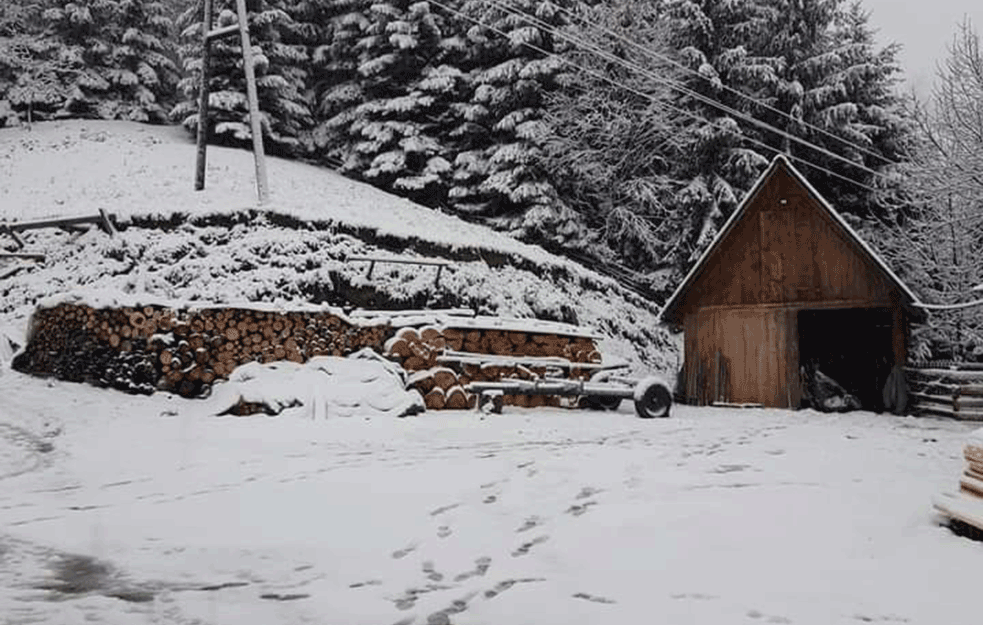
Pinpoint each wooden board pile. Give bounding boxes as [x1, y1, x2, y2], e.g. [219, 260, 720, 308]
[13, 302, 391, 397]
[934, 428, 983, 534]
[382, 324, 602, 410]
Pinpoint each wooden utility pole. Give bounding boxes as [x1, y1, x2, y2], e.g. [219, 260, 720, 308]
[194, 0, 270, 205]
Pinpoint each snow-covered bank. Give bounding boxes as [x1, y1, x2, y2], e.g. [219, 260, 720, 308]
[0, 371, 978, 625]
[0, 120, 676, 375]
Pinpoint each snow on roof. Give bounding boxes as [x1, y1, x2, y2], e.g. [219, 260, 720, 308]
[659, 155, 923, 324]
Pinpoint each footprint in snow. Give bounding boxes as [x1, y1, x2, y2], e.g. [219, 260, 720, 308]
[453, 556, 491, 582]
[516, 516, 542, 533]
[430, 503, 461, 517]
[436, 525, 452, 539]
[747, 609, 791, 623]
[566, 501, 597, 516]
[511, 536, 548, 557]
[349, 579, 382, 589]
[576, 486, 601, 499]
[392, 544, 418, 559]
[422, 560, 443, 582]
[573, 592, 616, 604]
[484, 577, 545, 599]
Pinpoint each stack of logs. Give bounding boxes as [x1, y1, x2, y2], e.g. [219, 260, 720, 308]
[13, 303, 604, 410]
[383, 326, 602, 410]
[13, 303, 390, 397]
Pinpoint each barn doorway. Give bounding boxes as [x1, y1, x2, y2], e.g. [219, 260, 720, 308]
[798, 308, 894, 411]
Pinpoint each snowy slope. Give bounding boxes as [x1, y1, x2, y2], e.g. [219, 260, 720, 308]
[0, 120, 675, 375]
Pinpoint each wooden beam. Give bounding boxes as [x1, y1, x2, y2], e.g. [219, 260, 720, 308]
[4, 215, 107, 232]
[194, 0, 214, 192]
[205, 23, 239, 41]
[349, 256, 450, 267]
[235, 0, 269, 205]
[0, 252, 44, 261]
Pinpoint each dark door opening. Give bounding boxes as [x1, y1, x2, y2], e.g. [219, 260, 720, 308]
[798, 308, 894, 411]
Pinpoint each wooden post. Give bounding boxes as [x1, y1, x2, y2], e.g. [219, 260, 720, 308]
[235, 0, 270, 205]
[194, 0, 214, 192]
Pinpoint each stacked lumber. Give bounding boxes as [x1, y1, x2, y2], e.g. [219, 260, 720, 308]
[14, 302, 393, 398]
[934, 428, 983, 535]
[383, 323, 601, 409]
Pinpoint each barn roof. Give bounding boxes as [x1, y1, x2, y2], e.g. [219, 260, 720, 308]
[659, 155, 923, 324]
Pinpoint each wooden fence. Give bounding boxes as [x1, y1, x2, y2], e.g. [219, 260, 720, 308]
[906, 363, 983, 420]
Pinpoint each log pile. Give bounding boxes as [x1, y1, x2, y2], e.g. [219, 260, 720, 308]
[13, 303, 605, 411]
[13, 302, 392, 397]
[383, 324, 602, 410]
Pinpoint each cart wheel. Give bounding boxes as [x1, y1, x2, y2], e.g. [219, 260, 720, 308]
[633, 376, 672, 419]
[584, 395, 623, 411]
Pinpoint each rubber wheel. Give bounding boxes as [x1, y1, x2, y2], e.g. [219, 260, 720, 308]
[585, 395, 623, 411]
[634, 378, 672, 419]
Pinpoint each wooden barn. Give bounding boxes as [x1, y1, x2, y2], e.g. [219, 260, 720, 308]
[659, 155, 925, 410]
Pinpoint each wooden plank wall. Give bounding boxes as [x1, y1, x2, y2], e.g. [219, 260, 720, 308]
[684, 307, 800, 408]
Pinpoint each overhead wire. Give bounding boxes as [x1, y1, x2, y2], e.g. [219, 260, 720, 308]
[425, 0, 884, 194]
[472, 0, 890, 181]
[544, 0, 899, 168]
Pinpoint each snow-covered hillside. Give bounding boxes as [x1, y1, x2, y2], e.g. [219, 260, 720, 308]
[0, 120, 675, 375]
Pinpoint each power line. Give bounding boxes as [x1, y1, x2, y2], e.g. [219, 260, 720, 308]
[425, 0, 883, 195]
[546, 0, 899, 168]
[473, 0, 890, 181]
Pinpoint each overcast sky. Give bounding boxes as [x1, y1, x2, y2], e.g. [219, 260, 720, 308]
[860, 0, 981, 98]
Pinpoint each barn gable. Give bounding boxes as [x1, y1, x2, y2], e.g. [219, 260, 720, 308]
[660, 156, 922, 326]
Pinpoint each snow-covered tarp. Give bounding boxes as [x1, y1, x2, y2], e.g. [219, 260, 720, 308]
[194, 349, 424, 419]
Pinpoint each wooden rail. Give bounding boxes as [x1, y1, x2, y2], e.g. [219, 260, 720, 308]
[906, 365, 983, 420]
[350, 255, 450, 287]
[1, 210, 116, 249]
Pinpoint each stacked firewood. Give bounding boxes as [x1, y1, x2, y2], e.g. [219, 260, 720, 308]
[14, 302, 392, 397]
[383, 325, 602, 410]
[14, 303, 604, 410]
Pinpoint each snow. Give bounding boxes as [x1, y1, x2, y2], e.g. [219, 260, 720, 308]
[1, 119, 980, 624]
[0, 369, 980, 625]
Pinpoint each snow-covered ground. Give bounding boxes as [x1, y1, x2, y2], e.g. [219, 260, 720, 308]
[0, 369, 978, 625]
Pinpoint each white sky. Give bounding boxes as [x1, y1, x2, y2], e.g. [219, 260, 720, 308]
[861, 0, 982, 97]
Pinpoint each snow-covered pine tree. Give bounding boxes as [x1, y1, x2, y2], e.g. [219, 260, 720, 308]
[542, 0, 691, 279]
[172, 0, 313, 155]
[446, 0, 572, 242]
[35, 0, 180, 122]
[312, 0, 460, 205]
[751, 0, 909, 216]
[664, 0, 776, 261]
[1, 1, 65, 126]
[664, 0, 911, 265]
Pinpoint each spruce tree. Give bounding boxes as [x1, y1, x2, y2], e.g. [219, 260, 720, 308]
[312, 0, 459, 205]
[664, 0, 911, 262]
[172, 0, 313, 155]
[38, 0, 180, 122]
